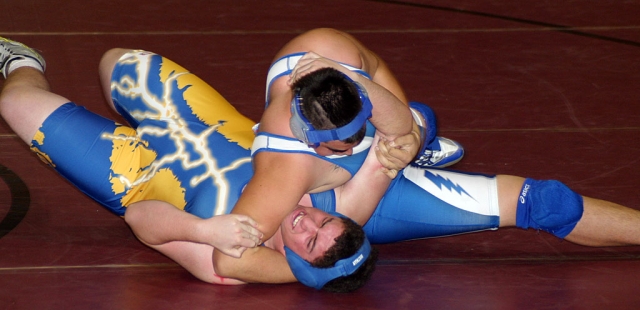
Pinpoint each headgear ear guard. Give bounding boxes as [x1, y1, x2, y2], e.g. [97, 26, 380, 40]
[289, 74, 373, 147]
[284, 212, 372, 290]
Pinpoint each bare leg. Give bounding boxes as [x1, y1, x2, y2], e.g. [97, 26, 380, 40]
[496, 174, 640, 246]
[565, 197, 640, 246]
[0, 67, 68, 144]
[496, 174, 524, 227]
[98, 48, 133, 112]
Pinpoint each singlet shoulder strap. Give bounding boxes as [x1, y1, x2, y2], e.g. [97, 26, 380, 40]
[251, 133, 317, 156]
[265, 53, 373, 107]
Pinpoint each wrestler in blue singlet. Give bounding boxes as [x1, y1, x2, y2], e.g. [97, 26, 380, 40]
[253, 52, 375, 176]
[261, 53, 500, 243]
[30, 50, 499, 244]
[310, 167, 500, 243]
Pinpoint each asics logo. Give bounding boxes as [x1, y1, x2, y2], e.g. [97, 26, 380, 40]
[519, 183, 530, 204]
[352, 254, 364, 266]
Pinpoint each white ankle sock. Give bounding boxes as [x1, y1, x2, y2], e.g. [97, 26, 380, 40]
[7, 58, 44, 75]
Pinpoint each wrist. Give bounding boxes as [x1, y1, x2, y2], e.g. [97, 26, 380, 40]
[411, 122, 426, 161]
[190, 217, 210, 244]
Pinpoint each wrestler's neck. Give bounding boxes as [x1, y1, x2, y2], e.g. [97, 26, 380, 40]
[263, 227, 286, 255]
[258, 94, 293, 137]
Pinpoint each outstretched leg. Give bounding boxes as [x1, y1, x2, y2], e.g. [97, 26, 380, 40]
[565, 197, 640, 246]
[1, 38, 135, 216]
[496, 175, 640, 246]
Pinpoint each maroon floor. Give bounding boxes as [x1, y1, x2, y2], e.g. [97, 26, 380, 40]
[2, 1, 640, 309]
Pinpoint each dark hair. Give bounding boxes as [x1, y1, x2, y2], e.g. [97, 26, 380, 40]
[311, 217, 378, 293]
[292, 68, 367, 144]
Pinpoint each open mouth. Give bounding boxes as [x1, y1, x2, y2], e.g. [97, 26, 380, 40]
[292, 211, 305, 229]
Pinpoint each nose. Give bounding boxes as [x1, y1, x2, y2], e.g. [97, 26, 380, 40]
[344, 148, 353, 156]
[300, 216, 319, 233]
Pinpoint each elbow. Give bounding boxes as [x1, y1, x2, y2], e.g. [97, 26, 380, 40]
[123, 205, 141, 228]
[211, 250, 235, 278]
[123, 205, 154, 244]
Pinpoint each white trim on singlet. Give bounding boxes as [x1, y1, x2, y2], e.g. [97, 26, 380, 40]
[410, 108, 425, 127]
[402, 166, 500, 217]
[251, 133, 373, 158]
[264, 52, 371, 105]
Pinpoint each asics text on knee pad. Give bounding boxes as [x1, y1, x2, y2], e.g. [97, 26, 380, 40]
[515, 178, 583, 238]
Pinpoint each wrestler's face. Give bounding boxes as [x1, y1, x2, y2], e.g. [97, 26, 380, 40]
[281, 206, 345, 262]
[314, 140, 357, 156]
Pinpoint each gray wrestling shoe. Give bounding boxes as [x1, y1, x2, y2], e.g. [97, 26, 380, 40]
[411, 136, 464, 168]
[0, 37, 46, 78]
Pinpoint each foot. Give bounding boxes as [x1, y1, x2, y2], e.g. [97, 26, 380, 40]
[0, 37, 46, 78]
[411, 136, 464, 168]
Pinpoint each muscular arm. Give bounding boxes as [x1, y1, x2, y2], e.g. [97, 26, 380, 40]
[281, 28, 413, 141]
[333, 135, 391, 225]
[350, 72, 413, 141]
[123, 200, 265, 284]
[335, 128, 420, 224]
[290, 52, 413, 141]
[126, 200, 297, 284]
[212, 150, 323, 282]
[125, 200, 261, 256]
[211, 28, 417, 282]
[213, 131, 421, 282]
[342, 32, 414, 141]
[213, 243, 297, 283]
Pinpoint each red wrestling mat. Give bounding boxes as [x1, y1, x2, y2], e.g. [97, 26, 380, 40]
[1, 1, 639, 308]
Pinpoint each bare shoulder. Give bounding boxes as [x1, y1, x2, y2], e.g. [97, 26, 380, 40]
[259, 93, 292, 136]
[273, 28, 365, 69]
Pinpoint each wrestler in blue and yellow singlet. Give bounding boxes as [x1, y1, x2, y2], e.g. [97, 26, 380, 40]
[31, 51, 255, 218]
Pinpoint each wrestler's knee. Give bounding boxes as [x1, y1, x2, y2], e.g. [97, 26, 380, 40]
[99, 49, 133, 82]
[99, 48, 136, 107]
[0, 83, 32, 122]
[100, 48, 131, 70]
[515, 178, 584, 238]
[0, 84, 16, 113]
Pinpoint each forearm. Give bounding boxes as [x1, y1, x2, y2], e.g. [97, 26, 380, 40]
[213, 246, 296, 283]
[289, 51, 412, 139]
[148, 240, 246, 285]
[336, 122, 423, 223]
[351, 73, 413, 140]
[367, 53, 408, 104]
[125, 200, 206, 246]
[230, 152, 316, 239]
[357, 49, 412, 139]
[213, 153, 316, 281]
[335, 136, 393, 225]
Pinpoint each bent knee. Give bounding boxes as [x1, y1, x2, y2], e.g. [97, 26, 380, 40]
[99, 48, 134, 79]
[515, 179, 584, 238]
[100, 48, 132, 68]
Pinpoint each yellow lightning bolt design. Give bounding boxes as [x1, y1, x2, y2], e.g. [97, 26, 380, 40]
[109, 53, 251, 215]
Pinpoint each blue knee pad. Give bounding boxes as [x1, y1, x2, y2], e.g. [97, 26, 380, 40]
[516, 178, 583, 238]
[408, 101, 437, 150]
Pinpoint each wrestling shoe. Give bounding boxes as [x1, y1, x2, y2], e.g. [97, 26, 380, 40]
[411, 136, 464, 168]
[0, 37, 46, 78]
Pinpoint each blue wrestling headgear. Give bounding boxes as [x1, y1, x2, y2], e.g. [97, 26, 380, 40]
[284, 212, 372, 290]
[289, 75, 373, 147]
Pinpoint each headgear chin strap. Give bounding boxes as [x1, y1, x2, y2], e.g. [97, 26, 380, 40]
[289, 74, 373, 147]
[284, 212, 372, 290]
